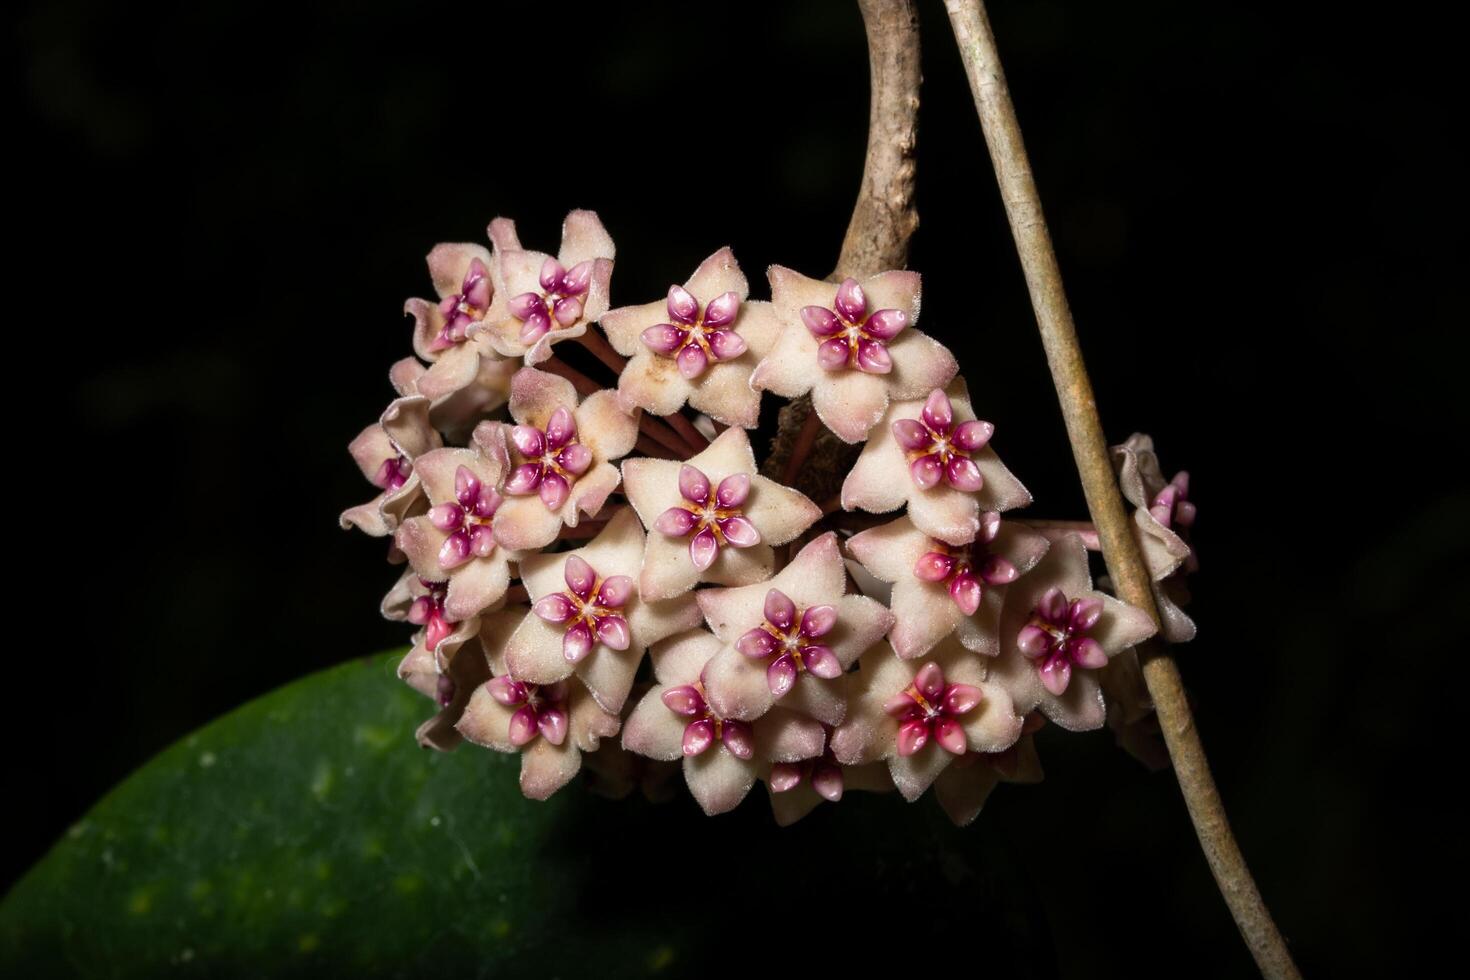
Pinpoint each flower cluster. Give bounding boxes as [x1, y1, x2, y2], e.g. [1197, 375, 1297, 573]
[343, 210, 1194, 825]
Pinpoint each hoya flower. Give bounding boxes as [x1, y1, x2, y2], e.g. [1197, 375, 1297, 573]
[599, 247, 781, 428]
[1112, 432, 1198, 643]
[621, 426, 821, 600]
[829, 638, 1023, 801]
[394, 422, 520, 622]
[991, 533, 1158, 731]
[404, 242, 514, 406]
[339, 395, 441, 537]
[478, 210, 615, 366]
[764, 744, 893, 827]
[395, 619, 490, 752]
[621, 629, 826, 815]
[493, 368, 640, 551]
[842, 381, 1031, 544]
[695, 532, 896, 725]
[932, 716, 1045, 827]
[388, 354, 516, 445]
[457, 608, 621, 800]
[750, 266, 957, 443]
[845, 512, 1050, 659]
[502, 507, 703, 713]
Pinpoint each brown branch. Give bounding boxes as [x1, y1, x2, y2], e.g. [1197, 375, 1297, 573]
[943, 3, 1300, 977]
[834, 0, 922, 279]
[1021, 519, 1102, 551]
[575, 328, 628, 376]
[780, 408, 824, 487]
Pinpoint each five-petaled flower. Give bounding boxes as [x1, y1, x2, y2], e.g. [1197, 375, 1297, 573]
[491, 367, 639, 551]
[621, 427, 821, 600]
[502, 508, 702, 713]
[394, 422, 521, 623]
[846, 512, 1050, 660]
[476, 210, 615, 366]
[764, 744, 894, 826]
[1112, 432, 1197, 643]
[843, 380, 1030, 544]
[990, 534, 1158, 731]
[339, 396, 441, 537]
[831, 637, 1023, 802]
[750, 266, 957, 442]
[695, 532, 896, 726]
[404, 243, 516, 408]
[600, 248, 781, 428]
[621, 630, 826, 815]
[457, 608, 622, 800]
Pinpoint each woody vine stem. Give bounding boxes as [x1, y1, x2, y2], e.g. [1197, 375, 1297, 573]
[824, 0, 1301, 975]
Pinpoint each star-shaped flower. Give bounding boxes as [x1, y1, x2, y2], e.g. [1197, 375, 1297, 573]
[990, 534, 1158, 731]
[1112, 432, 1197, 643]
[621, 426, 821, 600]
[695, 532, 896, 725]
[339, 395, 441, 537]
[387, 354, 516, 445]
[456, 608, 621, 800]
[492, 367, 640, 551]
[476, 210, 615, 366]
[750, 266, 957, 442]
[394, 422, 520, 622]
[403, 242, 515, 407]
[395, 617, 490, 752]
[621, 629, 826, 815]
[842, 381, 1031, 544]
[932, 716, 1045, 827]
[502, 507, 703, 714]
[829, 638, 1023, 802]
[599, 247, 781, 428]
[845, 512, 1050, 659]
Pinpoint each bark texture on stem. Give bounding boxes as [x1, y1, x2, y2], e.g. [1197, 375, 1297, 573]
[942, 2, 1300, 977]
[833, 0, 922, 280]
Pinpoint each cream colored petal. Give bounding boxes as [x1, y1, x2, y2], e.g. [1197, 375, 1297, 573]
[563, 461, 622, 526]
[684, 748, 758, 816]
[456, 684, 517, 753]
[519, 738, 581, 800]
[443, 553, 513, 622]
[830, 595, 897, 668]
[743, 476, 822, 546]
[843, 515, 932, 582]
[503, 612, 574, 686]
[599, 298, 666, 357]
[686, 361, 763, 429]
[700, 645, 775, 721]
[574, 644, 642, 715]
[684, 246, 748, 301]
[626, 592, 704, 650]
[753, 707, 826, 763]
[888, 578, 965, 660]
[508, 367, 579, 429]
[491, 496, 564, 552]
[934, 761, 1001, 827]
[840, 423, 909, 514]
[695, 533, 847, 644]
[647, 629, 722, 686]
[888, 743, 955, 802]
[748, 318, 819, 398]
[558, 209, 616, 267]
[907, 486, 984, 546]
[621, 684, 685, 761]
[618, 352, 695, 417]
[811, 370, 890, 444]
[575, 389, 639, 462]
[884, 329, 959, 401]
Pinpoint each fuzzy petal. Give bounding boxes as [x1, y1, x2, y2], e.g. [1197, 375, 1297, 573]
[683, 747, 758, 815]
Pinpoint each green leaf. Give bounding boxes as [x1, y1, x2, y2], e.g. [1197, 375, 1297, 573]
[2, 652, 1052, 977]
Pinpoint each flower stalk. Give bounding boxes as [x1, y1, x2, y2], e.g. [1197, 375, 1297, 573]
[942, 1, 1299, 975]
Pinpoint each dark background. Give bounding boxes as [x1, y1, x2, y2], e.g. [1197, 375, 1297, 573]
[10, 0, 1464, 975]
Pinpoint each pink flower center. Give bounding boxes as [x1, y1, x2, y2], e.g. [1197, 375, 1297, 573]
[427, 465, 502, 571]
[652, 465, 762, 572]
[407, 579, 453, 651]
[507, 257, 593, 344]
[639, 285, 747, 380]
[373, 454, 412, 491]
[891, 390, 994, 493]
[882, 662, 983, 757]
[1149, 472, 1194, 531]
[487, 675, 570, 747]
[800, 277, 909, 374]
[504, 405, 593, 512]
[912, 512, 1018, 615]
[531, 555, 634, 664]
[430, 258, 491, 352]
[735, 588, 842, 697]
[769, 745, 844, 802]
[660, 681, 754, 759]
[1016, 587, 1108, 696]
